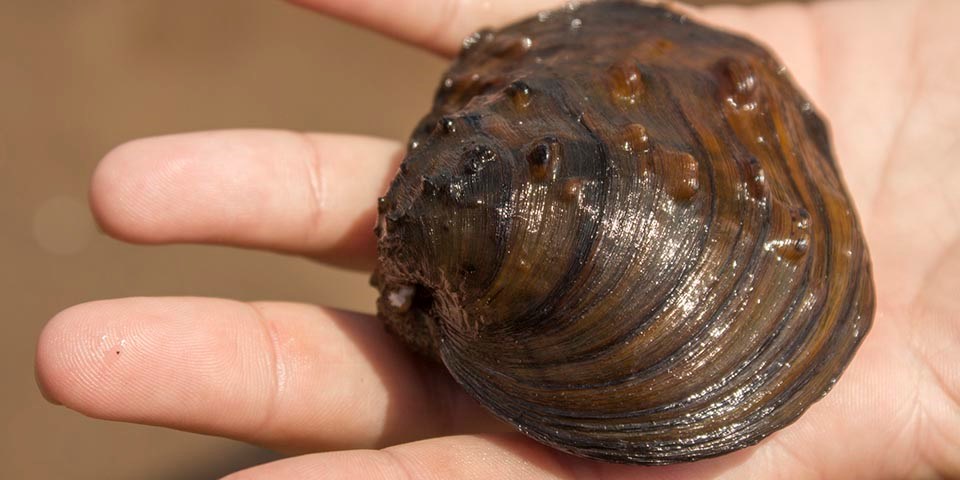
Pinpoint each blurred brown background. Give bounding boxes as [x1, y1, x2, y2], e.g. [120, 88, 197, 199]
[2, 0, 777, 478]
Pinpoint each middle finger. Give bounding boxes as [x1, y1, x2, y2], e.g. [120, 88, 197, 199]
[91, 130, 403, 270]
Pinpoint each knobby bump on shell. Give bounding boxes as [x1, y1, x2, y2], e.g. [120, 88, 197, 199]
[371, 0, 875, 465]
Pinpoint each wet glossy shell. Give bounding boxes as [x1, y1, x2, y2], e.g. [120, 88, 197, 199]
[372, 0, 874, 465]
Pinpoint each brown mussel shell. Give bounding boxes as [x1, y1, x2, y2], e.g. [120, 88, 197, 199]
[372, 0, 875, 465]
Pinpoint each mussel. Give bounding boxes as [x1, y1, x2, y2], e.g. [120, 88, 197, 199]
[372, 0, 875, 465]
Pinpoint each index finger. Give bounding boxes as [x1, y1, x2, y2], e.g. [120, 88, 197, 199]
[286, 0, 563, 57]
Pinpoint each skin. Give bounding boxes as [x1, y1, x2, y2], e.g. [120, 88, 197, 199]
[34, 0, 959, 478]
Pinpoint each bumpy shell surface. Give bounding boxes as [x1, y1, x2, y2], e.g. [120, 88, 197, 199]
[373, 0, 875, 465]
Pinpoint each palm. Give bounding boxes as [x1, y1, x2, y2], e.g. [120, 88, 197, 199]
[36, 1, 958, 478]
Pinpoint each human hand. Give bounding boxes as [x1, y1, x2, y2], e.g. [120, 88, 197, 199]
[36, 0, 959, 478]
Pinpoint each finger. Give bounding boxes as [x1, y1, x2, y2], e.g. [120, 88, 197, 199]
[91, 130, 403, 270]
[223, 432, 790, 480]
[285, 0, 563, 56]
[35, 297, 502, 452]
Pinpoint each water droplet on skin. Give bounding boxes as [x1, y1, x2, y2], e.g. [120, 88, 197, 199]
[100, 335, 129, 359]
[570, 18, 583, 30]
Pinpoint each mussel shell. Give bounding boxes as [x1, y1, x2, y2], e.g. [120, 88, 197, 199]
[373, 0, 874, 465]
